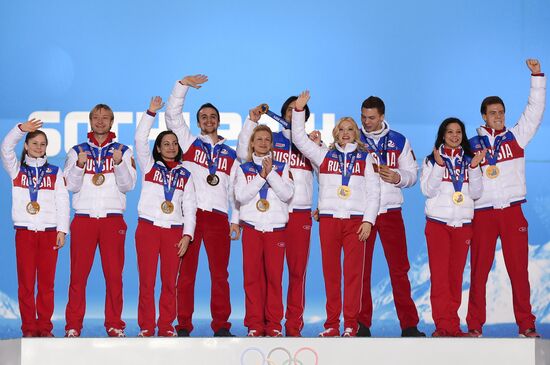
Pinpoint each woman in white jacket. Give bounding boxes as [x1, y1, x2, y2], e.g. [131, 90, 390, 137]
[291, 91, 381, 337]
[234, 124, 294, 337]
[134, 97, 197, 337]
[1, 119, 70, 337]
[420, 117, 484, 337]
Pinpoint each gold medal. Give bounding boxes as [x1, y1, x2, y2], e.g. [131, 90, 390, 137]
[337, 185, 351, 200]
[452, 191, 465, 205]
[258, 103, 269, 115]
[161, 201, 174, 214]
[92, 173, 105, 186]
[26, 201, 40, 215]
[485, 165, 500, 179]
[206, 174, 220, 186]
[256, 199, 270, 212]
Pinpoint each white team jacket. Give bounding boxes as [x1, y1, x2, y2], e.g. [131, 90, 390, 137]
[165, 81, 239, 224]
[234, 153, 294, 232]
[134, 111, 197, 238]
[1, 125, 70, 232]
[420, 148, 483, 227]
[291, 110, 380, 224]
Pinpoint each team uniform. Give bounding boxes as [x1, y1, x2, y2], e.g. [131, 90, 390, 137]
[291, 109, 380, 336]
[358, 121, 421, 332]
[1, 125, 70, 337]
[234, 154, 294, 336]
[64, 131, 137, 337]
[420, 147, 483, 336]
[134, 110, 197, 337]
[237, 119, 314, 336]
[165, 81, 239, 335]
[466, 74, 546, 335]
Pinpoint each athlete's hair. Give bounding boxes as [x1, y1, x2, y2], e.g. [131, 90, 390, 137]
[247, 124, 273, 162]
[361, 96, 385, 115]
[153, 131, 183, 165]
[329, 117, 366, 151]
[480, 96, 505, 115]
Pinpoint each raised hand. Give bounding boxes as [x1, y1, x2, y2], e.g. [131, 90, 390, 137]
[77, 146, 88, 168]
[249, 106, 262, 123]
[112, 144, 124, 165]
[295, 90, 310, 111]
[357, 222, 372, 242]
[379, 165, 401, 184]
[308, 130, 322, 145]
[433, 147, 445, 166]
[177, 235, 191, 257]
[180, 74, 208, 89]
[470, 148, 486, 168]
[149, 96, 165, 113]
[54, 232, 66, 250]
[20, 118, 43, 132]
[526, 59, 541, 74]
[229, 223, 241, 240]
[260, 156, 273, 178]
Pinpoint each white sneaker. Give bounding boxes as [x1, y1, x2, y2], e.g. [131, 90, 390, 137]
[342, 327, 356, 337]
[247, 330, 261, 337]
[65, 329, 80, 338]
[107, 327, 126, 337]
[137, 330, 152, 337]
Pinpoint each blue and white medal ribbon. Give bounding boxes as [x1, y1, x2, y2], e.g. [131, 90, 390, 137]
[336, 151, 357, 199]
[24, 164, 47, 214]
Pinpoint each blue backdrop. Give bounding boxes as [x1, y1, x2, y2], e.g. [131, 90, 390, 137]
[1, 0, 549, 337]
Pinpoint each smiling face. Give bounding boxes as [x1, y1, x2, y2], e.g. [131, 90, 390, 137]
[251, 130, 272, 157]
[89, 107, 114, 135]
[197, 106, 220, 135]
[443, 122, 463, 149]
[334, 119, 357, 147]
[25, 134, 48, 158]
[156, 133, 179, 161]
[482, 103, 506, 130]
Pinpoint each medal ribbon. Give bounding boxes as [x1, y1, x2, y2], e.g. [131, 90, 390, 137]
[88, 143, 112, 174]
[265, 110, 291, 129]
[155, 163, 181, 202]
[252, 163, 270, 200]
[478, 135, 504, 167]
[24, 164, 48, 203]
[439, 146, 466, 193]
[337, 151, 357, 187]
[363, 133, 389, 165]
[201, 142, 222, 175]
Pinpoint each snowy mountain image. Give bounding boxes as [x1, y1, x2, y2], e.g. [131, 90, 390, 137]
[0, 291, 18, 319]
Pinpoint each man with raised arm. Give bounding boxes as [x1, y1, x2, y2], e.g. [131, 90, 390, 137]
[165, 74, 240, 337]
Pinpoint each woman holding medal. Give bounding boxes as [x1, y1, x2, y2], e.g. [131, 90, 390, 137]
[234, 124, 294, 337]
[134, 97, 197, 337]
[291, 91, 380, 337]
[420, 117, 484, 337]
[1, 119, 70, 337]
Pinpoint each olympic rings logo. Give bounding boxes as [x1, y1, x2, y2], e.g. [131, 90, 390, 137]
[241, 347, 318, 365]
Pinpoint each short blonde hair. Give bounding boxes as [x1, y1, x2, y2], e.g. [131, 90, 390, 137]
[247, 125, 273, 161]
[89, 103, 114, 122]
[330, 116, 365, 151]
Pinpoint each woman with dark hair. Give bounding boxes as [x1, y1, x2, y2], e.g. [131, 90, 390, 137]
[1, 119, 70, 337]
[420, 117, 485, 337]
[134, 96, 197, 337]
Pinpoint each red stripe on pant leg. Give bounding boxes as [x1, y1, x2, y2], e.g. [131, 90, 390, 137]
[65, 216, 100, 331]
[284, 211, 312, 334]
[319, 217, 343, 330]
[135, 220, 160, 333]
[157, 226, 183, 333]
[36, 230, 58, 333]
[15, 229, 38, 334]
[425, 220, 453, 333]
[263, 230, 286, 333]
[378, 210, 419, 329]
[201, 211, 232, 333]
[358, 223, 377, 328]
[447, 225, 471, 333]
[466, 209, 499, 332]
[499, 206, 536, 332]
[98, 216, 127, 330]
[342, 218, 366, 331]
[242, 226, 266, 333]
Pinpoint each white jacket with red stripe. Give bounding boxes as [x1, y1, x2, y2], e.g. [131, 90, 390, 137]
[1, 125, 70, 233]
[291, 110, 380, 224]
[135, 111, 197, 238]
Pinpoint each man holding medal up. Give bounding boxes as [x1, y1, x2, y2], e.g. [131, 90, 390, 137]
[357, 96, 425, 337]
[165, 74, 240, 337]
[64, 104, 137, 337]
[466, 59, 546, 338]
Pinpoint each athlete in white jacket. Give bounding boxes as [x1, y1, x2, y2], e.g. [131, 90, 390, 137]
[1, 119, 69, 337]
[292, 91, 380, 337]
[134, 96, 197, 337]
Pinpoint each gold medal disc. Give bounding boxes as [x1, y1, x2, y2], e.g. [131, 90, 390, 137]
[92, 173, 105, 186]
[161, 200, 174, 214]
[337, 185, 351, 200]
[485, 165, 500, 179]
[26, 201, 40, 215]
[452, 191, 465, 205]
[259, 103, 269, 115]
[256, 199, 270, 212]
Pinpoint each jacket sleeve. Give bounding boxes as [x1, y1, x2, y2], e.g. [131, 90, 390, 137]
[182, 174, 197, 240]
[511, 75, 546, 148]
[54, 169, 70, 234]
[394, 138, 418, 188]
[467, 165, 483, 200]
[1, 125, 25, 179]
[228, 162, 240, 224]
[236, 118, 256, 162]
[134, 111, 156, 174]
[266, 163, 294, 203]
[420, 157, 445, 198]
[64, 148, 85, 193]
[114, 147, 137, 193]
[234, 166, 265, 205]
[291, 109, 326, 167]
[164, 81, 196, 153]
[363, 154, 381, 224]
